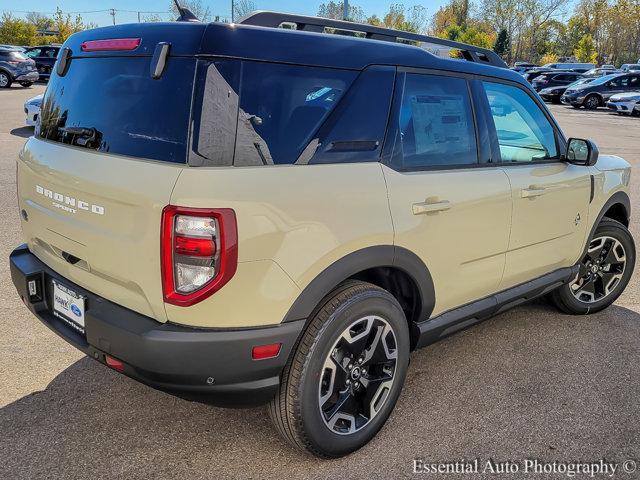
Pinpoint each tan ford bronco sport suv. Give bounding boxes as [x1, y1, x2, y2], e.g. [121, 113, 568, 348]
[10, 11, 634, 458]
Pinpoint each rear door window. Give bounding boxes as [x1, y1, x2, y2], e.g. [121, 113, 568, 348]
[39, 56, 196, 163]
[390, 73, 478, 169]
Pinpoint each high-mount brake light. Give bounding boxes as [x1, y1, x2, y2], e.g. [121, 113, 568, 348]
[161, 206, 238, 307]
[81, 38, 141, 52]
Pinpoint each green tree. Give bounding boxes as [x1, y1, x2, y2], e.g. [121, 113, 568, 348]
[574, 33, 598, 62]
[0, 13, 38, 46]
[493, 27, 510, 56]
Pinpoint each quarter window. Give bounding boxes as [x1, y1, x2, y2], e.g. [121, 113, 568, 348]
[393, 73, 477, 169]
[482, 82, 558, 163]
[235, 62, 356, 165]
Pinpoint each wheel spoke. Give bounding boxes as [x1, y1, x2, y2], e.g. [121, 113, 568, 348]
[324, 390, 355, 421]
[571, 235, 627, 304]
[318, 315, 398, 435]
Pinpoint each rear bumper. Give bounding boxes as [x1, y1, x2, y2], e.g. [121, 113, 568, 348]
[10, 244, 304, 407]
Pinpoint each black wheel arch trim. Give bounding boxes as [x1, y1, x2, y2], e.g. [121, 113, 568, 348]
[282, 245, 435, 325]
[583, 191, 631, 257]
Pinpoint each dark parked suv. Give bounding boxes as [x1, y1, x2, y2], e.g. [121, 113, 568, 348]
[561, 72, 640, 109]
[0, 48, 39, 88]
[24, 45, 60, 80]
[531, 71, 583, 92]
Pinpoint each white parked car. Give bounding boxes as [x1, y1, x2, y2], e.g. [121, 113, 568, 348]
[24, 94, 42, 126]
[606, 91, 640, 116]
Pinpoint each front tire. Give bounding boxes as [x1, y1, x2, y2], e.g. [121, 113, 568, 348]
[583, 94, 601, 110]
[269, 281, 410, 458]
[19, 82, 32, 87]
[550, 218, 635, 314]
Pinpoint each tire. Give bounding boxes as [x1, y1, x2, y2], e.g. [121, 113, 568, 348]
[572, 105, 581, 109]
[269, 280, 410, 458]
[19, 82, 32, 87]
[549, 218, 635, 314]
[583, 94, 601, 110]
[0, 71, 12, 88]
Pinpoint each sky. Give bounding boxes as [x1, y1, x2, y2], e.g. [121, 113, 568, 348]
[3, 1, 453, 26]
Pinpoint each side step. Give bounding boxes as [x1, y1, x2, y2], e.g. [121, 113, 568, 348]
[412, 266, 579, 350]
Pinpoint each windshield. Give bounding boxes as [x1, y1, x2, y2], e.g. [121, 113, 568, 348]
[568, 78, 595, 88]
[588, 74, 620, 86]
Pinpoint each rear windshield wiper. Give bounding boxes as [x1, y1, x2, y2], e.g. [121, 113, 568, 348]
[58, 126, 100, 148]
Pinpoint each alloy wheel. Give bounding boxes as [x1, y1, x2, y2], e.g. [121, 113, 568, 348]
[585, 96, 599, 109]
[570, 235, 626, 303]
[318, 315, 398, 435]
[0, 73, 8, 87]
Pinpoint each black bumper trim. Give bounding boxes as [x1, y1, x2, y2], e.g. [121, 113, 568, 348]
[10, 244, 304, 407]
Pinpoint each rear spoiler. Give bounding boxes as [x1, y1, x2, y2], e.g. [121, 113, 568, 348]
[239, 11, 507, 69]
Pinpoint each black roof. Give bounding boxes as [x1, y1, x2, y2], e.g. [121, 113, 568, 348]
[63, 18, 527, 86]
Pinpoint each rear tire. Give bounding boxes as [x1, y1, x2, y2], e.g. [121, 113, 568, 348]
[19, 82, 32, 87]
[0, 71, 12, 88]
[549, 218, 635, 314]
[269, 280, 410, 458]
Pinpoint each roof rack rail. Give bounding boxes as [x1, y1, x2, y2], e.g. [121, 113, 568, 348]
[238, 11, 507, 69]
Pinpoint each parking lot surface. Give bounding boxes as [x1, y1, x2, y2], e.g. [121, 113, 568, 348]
[1, 85, 639, 479]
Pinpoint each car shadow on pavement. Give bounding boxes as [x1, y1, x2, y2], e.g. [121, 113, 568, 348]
[10, 127, 33, 139]
[2, 302, 640, 479]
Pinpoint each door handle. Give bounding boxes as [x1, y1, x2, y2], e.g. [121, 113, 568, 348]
[412, 200, 451, 215]
[521, 186, 546, 198]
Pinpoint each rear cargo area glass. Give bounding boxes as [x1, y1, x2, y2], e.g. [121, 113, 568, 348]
[39, 56, 195, 163]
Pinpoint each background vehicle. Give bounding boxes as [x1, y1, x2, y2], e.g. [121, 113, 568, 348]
[532, 71, 583, 92]
[0, 44, 25, 52]
[23, 45, 60, 80]
[0, 48, 38, 88]
[24, 94, 43, 126]
[562, 72, 640, 109]
[541, 62, 595, 72]
[606, 92, 640, 115]
[601, 64, 616, 70]
[539, 77, 595, 103]
[10, 12, 635, 458]
[583, 67, 620, 78]
[511, 62, 538, 74]
[620, 64, 640, 73]
[524, 67, 574, 83]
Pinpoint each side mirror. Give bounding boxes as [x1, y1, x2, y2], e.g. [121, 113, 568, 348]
[566, 138, 599, 166]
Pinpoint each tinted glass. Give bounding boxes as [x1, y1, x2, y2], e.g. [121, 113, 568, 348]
[483, 82, 558, 163]
[394, 73, 477, 168]
[190, 59, 241, 167]
[25, 48, 41, 58]
[39, 56, 195, 163]
[234, 61, 356, 165]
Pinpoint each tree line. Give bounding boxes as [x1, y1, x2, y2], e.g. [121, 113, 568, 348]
[318, 0, 640, 65]
[0, 9, 95, 46]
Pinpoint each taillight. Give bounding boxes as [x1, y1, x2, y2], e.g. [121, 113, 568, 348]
[81, 38, 141, 52]
[161, 206, 238, 307]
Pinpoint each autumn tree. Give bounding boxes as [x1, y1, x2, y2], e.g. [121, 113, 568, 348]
[574, 33, 598, 62]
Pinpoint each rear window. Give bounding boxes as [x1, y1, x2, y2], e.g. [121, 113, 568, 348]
[39, 56, 195, 163]
[192, 60, 357, 166]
